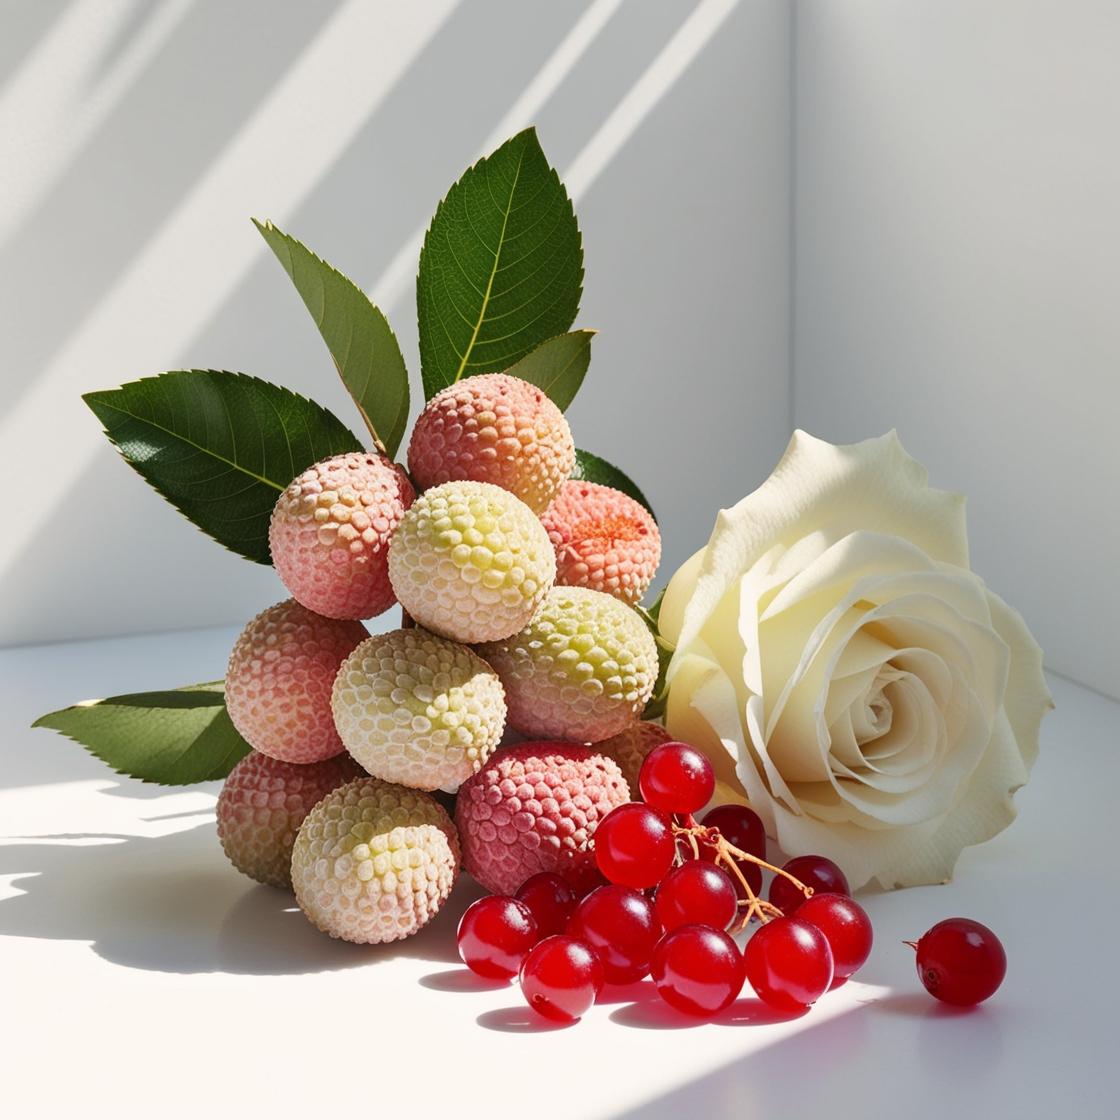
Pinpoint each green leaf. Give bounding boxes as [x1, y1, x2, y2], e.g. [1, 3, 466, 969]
[506, 330, 595, 411]
[254, 219, 410, 458]
[32, 682, 251, 785]
[417, 127, 583, 399]
[572, 448, 656, 522]
[84, 370, 363, 564]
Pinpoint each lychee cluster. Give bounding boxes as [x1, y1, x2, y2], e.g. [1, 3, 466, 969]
[216, 370, 663, 950]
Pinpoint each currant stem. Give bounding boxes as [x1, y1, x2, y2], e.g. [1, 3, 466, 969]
[669, 819, 814, 933]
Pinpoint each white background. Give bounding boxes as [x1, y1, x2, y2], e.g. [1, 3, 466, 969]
[0, 0, 1116, 701]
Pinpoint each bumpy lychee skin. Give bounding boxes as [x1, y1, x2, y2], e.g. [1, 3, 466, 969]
[389, 480, 555, 644]
[541, 480, 661, 605]
[592, 720, 672, 795]
[455, 743, 630, 895]
[332, 628, 507, 792]
[408, 373, 575, 514]
[478, 586, 659, 742]
[291, 777, 460, 944]
[270, 451, 415, 620]
[216, 751, 364, 888]
[226, 599, 367, 763]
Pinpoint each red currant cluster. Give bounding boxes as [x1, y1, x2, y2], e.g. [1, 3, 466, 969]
[456, 741, 1006, 1023]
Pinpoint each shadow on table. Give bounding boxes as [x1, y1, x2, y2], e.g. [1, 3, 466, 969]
[0, 823, 479, 976]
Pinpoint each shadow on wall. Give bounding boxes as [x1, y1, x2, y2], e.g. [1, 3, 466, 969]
[0, 0, 347, 418]
[0, 0, 62, 89]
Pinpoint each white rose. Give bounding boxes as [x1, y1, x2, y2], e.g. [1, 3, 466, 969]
[659, 430, 1052, 890]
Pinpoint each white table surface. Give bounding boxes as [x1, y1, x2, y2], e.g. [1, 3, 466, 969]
[1, 625, 1115, 1119]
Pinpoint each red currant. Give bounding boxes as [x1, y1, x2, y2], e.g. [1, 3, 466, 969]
[639, 741, 715, 814]
[650, 924, 745, 1018]
[519, 935, 604, 1022]
[913, 918, 1006, 1006]
[797, 893, 873, 986]
[655, 861, 738, 933]
[744, 916, 834, 1011]
[768, 854, 849, 915]
[568, 885, 661, 984]
[456, 895, 539, 980]
[515, 872, 577, 940]
[594, 802, 675, 889]
[698, 803, 766, 895]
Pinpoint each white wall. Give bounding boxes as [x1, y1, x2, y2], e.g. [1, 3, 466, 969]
[5, 0, 1113, 701]
[0, 0, 792, 649]
[794, 0, 1120, 698]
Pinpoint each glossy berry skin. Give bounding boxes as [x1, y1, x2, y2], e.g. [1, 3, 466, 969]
[520, 936, 605, 1022]
[797, 893, 873, 987]
[744, 916, 834, 1011]
[456, 896, 539, 980]
[639, 741, 715, 815]
[768, 855, 850, 915]
[655, 862, 738, 933]
[516, 873, 578, 940]
[914, 918, 1006, 1006]
[651, 925, 745, 1018]
[699, 804, 767, 896]
[568, 885, 661, 984]
[594, 803, 675, 889]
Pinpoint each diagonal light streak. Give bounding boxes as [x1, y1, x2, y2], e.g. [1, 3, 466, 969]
[0, 0, 460, 584]
[0, 0, 195, 250]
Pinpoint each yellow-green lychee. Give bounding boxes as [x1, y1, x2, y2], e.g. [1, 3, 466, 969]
[332, 628, 506, 792]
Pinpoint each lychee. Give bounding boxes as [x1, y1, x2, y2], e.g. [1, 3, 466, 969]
[478, 586, 659, 742]
[291, 776, 460, 944]
[332, 628, 506, 792]
[388, 480, 555, 644]
[216, 751, 363, 888]
[541, 480, 661, 605]
[225, 599, 367, 763]
[407, 373, 575, 514]
[270, 451, 415, 619]
[455, 742, 630, 895]
[592, 720, 672, 795]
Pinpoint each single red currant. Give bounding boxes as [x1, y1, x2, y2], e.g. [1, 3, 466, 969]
[698, 803, 767, 895]
[639, 741, 715, 815]
[456, 895, 539, 980]
[568, 885, 661, 984]
[797, 893, 873, 986]
[744, 916, 834, 1011]
[912, 918, 1006, 1006]
[655, 861, 738, 933]
[516, 872, 577, 940]
[768, 854, 850, 915]
[594, 802, 675, 889]
[519, 935, 604, 1022]
[650, 924, 745, 1018]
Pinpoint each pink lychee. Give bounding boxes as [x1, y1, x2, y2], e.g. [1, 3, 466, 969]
[225, 598, 367, 763]
[216, 750, 364, 888]
[270, 451, 415, 619]
[455, 742, 630, 895]
[407, 373, 575, 514]
[540, 480, 661, 605]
